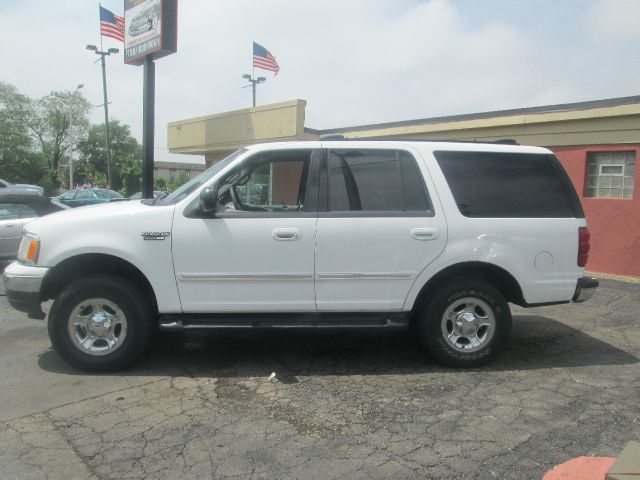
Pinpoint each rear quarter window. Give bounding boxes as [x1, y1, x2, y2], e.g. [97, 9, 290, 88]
[434, 151, 582, 218]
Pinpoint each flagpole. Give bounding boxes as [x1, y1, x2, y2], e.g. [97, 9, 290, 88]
[98, 4, 108, 186]
[252, 43, 256, 106]
[99, 4, 104, 52]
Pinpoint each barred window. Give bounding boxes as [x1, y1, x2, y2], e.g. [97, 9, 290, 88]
[585, 151, 635, 199]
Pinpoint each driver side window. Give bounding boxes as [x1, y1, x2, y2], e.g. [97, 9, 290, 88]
[217, 151, 311, 214]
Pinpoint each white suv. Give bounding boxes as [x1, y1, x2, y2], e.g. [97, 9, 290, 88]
[3, 140, 597, 371]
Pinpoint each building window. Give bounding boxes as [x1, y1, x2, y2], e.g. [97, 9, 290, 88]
[585, 151, 635, 199]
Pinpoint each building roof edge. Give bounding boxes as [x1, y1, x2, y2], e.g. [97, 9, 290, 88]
[316, 96, 640, 134]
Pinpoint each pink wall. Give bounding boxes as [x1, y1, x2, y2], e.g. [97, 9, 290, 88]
[551, 145, 640, 277]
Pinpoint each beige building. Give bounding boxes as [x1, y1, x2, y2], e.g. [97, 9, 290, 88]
[153, 160, 205, 183]
[168, 96, 640, 166]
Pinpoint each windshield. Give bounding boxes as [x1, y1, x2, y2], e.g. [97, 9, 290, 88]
[154, 149, 246, 205]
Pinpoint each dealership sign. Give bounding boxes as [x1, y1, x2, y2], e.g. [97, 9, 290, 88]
[124, 0, 177, 65]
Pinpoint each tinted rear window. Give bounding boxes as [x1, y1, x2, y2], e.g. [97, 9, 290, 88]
[434, 151, 580, 218]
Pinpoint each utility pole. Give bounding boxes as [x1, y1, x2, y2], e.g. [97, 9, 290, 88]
[51, 84, 83, 191]
[242, 74, 266, 107]
[86, 44, 118, 188]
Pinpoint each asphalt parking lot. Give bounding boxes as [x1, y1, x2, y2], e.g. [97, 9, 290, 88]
[1, 278, 639, 480]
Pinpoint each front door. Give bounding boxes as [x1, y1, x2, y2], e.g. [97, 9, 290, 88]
[172, 148, 319, 312]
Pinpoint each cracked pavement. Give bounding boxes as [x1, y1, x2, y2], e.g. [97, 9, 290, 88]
[1, 278, 639, 479]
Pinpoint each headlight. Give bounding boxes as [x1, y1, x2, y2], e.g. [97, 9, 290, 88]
[17, 233, 40, 265]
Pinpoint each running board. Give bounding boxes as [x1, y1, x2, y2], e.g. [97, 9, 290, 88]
[158, 312, 410, 331]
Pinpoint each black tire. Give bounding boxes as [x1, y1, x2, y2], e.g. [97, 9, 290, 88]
[417, 279, 512, 368]
[48, 274, 153, 372]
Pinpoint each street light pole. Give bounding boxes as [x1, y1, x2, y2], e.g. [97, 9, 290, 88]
[86, 44, 118, 188]
[52, 83, 83, 191]
[242, 74, 266, 107]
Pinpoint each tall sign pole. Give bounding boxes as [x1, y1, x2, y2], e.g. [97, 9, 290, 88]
[142, 56, 155, 198]
[124, 0, 177, 199]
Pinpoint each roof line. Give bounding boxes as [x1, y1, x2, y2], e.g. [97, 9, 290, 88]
[315, 96, 640, 134]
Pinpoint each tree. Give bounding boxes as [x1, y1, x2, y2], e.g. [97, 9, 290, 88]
[154, 177, 167, 192]
[169, 171, 190, 191]
[76, 120, 142, 195]
[29, 89, 91, 191]
[0, 82, 46, 185]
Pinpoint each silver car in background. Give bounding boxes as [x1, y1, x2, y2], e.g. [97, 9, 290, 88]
[0, 178, 43, 196]
[0, 194, 68, 266]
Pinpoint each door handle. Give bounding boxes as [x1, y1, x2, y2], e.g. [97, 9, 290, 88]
[272, 228, 301, 241]
[411, 227, 439, 241]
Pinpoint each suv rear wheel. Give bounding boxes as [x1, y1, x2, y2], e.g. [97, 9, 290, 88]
[48, 275, 152, 372]
[418, 280, 512, 367]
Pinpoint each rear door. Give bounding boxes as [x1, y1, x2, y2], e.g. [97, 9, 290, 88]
[314, 145, 447, 311]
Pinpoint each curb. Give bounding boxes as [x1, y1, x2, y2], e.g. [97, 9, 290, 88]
[543, 442, 640, 479]
[543, 457, 616, 480]
[586, 271, 640, 285]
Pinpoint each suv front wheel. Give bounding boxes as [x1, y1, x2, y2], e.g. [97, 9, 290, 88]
[418, 280, 512, 367]
[48, 275, 152, 372]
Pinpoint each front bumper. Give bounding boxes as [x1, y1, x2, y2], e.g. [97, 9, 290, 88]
[572, 276, 599, 303]
[3, 262, 49, 318]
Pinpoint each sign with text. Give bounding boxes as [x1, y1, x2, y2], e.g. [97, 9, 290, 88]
[124, 0, 177, 65]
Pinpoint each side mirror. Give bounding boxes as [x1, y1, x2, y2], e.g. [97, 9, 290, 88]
[199, 184, 218, 214]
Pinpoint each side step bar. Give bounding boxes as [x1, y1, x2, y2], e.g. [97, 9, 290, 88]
[158, 312, 411, 331]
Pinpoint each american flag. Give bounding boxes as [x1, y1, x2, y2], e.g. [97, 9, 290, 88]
[253, 42, 280, 75]
[100, 5, 125, 43]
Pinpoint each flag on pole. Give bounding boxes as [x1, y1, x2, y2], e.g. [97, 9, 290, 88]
[100, 5, 125, 42]
[253, 42, 280, 75]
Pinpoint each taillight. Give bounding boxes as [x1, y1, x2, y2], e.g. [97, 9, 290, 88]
[578, 227, 590, 267]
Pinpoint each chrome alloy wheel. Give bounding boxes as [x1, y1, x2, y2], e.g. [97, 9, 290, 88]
[67, 298, 128, 356]
[441, 297, 496, 353]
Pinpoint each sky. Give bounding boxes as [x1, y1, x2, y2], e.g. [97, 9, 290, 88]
[1, 0, 639, 165]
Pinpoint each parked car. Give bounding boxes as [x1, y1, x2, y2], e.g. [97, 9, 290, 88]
[0, 178, 43, 196]
[0, 194, 68, 265]
[3, 140, 598, 372]
[57, 189, 124, 208]
[129, 191, 166, 200]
